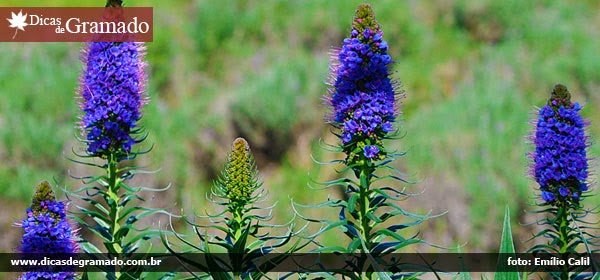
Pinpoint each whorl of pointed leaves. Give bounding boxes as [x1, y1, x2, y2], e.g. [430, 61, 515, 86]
[18, 181, 78, 280]
[78, 41, 147, 159]
[326, 4, 399, 162]
[531, 84, 589, 206]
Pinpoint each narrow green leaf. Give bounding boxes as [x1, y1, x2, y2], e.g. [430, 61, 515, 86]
[376, 271, 393, 280]
[457, 247, 473, 280]
[92, 216, 110, 229]
[347, 193, 358, 213]
[366, 211, 381, 223]
[311, 272, 339, 280]
[156, 272, 178, 280]
[126, 229, 163, 244]
[79, 241, 102, 254]
[494, 206, 519, 280]
[75, 205, 111, 224]
[205, 254, 233, 280]
[116, 206, 144, 222]
[232, 223, 251, 254]
[498, 207, 515, 254]
[347, 238, 361, 252]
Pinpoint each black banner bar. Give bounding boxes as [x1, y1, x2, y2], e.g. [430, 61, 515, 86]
[3, 253, 598, 273]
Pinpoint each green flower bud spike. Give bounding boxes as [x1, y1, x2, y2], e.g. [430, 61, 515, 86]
[225, 138, 255, 203]
[165, 137, 307, 279]
[213, 137, 262, 238]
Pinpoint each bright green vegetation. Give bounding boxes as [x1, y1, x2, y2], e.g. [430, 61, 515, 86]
[1, 0, 599, 261]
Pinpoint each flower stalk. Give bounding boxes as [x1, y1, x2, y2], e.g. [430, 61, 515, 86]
[529, 84, 596, 279]
[328, 4, 399, 260]
[67, 2, 172, 279]
[304, 4, 434, 279]
[164, 138, 305, 279]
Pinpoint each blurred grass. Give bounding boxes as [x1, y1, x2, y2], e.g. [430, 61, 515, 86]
[0, 0, 599, 265]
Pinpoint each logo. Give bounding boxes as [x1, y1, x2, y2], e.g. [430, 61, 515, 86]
[7, 9, 28, 39]
[1, 7, 153, 42]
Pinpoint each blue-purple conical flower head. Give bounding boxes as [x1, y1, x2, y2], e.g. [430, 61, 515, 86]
[326, 4, 399, 162]
[531, 84, 589, 206]
[18, 182, 78, 279]
[79, 41, 147, 159]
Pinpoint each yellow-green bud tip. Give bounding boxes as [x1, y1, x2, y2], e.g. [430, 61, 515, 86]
[352, 4, 380, 34]
[31, 181, 56, 212]
[551, 83, 571, 101]
[232, 137, 250, 156]
[548, 83, 572, 109]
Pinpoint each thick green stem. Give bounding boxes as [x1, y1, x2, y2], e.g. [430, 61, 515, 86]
[105, 153, 123, 279]
[357, 165, 374, 280]
[358, 168, 372, 251]
[107, 153, 123, 253]
[557, 207, 570, 280]
[233, 211, 244, 241]
[230, 205, 246, 279]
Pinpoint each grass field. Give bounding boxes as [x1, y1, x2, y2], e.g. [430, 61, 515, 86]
[1, 0, 599, 272]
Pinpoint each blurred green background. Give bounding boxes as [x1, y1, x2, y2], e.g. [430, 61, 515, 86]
[0, 0, 599, 259]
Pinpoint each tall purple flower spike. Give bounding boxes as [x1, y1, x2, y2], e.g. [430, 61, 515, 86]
[532, 84, 589, 206]
[79, 41, 147, 159]
[18, 181, 78, 280]
[326, 4, 400, 162]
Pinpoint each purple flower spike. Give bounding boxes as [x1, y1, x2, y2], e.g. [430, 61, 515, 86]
[326, 4, 400, 163]
[531, 84, 589, 206]
[18, 182, 78, 280]
[79, 42, 147, 159]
